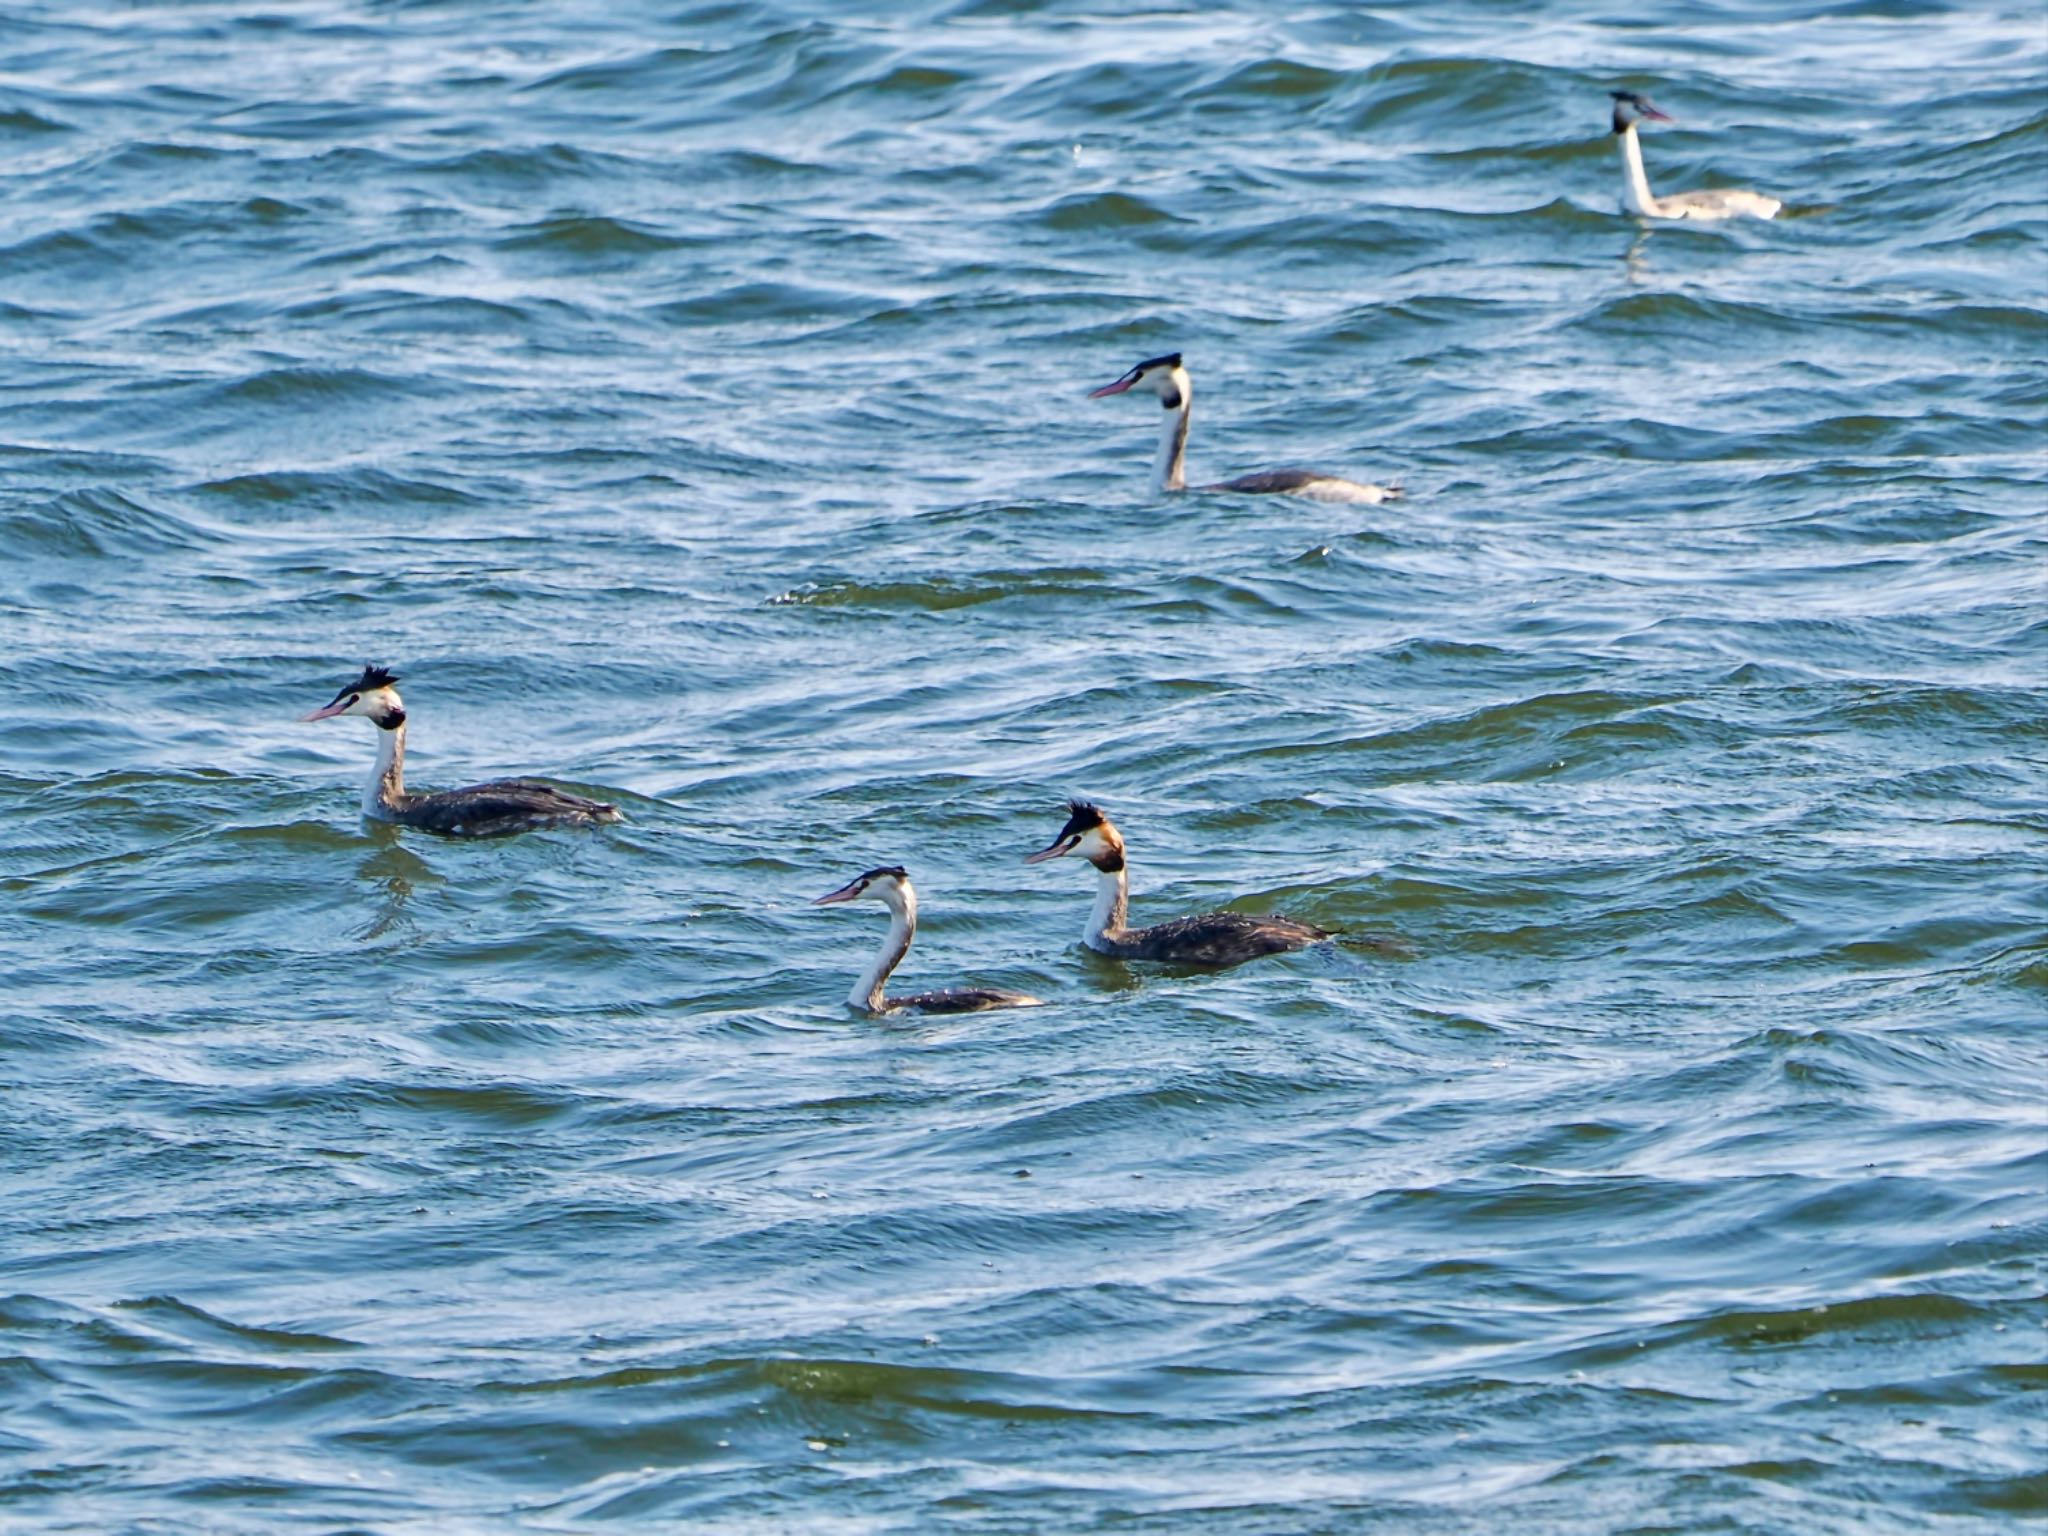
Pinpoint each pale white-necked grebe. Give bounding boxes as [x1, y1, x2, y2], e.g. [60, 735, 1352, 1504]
[1023, 800, 1328, 967]
[1090, 353, 1402, 505]
[813, 865, 1043, 1015]
[1610, 90, 1781, 221]
[300, 665, 622, 837]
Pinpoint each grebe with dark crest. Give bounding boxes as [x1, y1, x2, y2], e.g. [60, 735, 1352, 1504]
[1089, 353, 1402, 505]
[813, 865, 1043, 1015]
[1024, 801, 1328, 967]
[300, 665, 623, 837]
[1609, 91, 1781, 221]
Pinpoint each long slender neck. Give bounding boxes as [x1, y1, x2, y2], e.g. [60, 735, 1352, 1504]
[851, 892, 916, 1011]
[1085, 861, 1129, 951]
[1154, 394, 1190, 493]
[1617, 124, 1657, 215]
[364, 720, 407, 817]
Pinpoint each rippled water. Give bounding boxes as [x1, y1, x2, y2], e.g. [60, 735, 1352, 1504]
[4, 1, 2044, 1530]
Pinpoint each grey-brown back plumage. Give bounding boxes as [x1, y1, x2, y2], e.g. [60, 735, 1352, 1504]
[396, 778, 623, 838]
[885, 985, 1042, 1015]
[1108, 910, 1328, 967]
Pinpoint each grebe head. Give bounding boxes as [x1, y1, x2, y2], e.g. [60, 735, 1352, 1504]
[1023, 799, 1125, 871]
[1610, 90, 1673, 133]
[301, 664, 405, 730]
[1089, 353, 1190, 412]
[813, 865, 912, 910]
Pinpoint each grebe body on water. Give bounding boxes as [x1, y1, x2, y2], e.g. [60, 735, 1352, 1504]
[814, 866, 1043, 1016]
[1610, 91, 1781, 221]
[300, 666, 622, 838]
[1090, 354, 1402, 506]
[1024, 801, 1328, 968]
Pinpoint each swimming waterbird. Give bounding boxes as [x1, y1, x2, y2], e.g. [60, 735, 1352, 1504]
[1089, 353, 1402, 504]
[813, 865, 1044, 1015]
[1610, 90, 1782, 221]
[1024, 800, 1329, 967]
[300, 665, 623, 837]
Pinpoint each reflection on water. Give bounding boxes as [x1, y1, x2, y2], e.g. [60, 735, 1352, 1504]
[1076, 946, 1152, 994]
[354, 822, 438, 941]
[1624, 227, 1655, 282]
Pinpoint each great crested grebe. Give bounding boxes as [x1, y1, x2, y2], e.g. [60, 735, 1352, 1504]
[1023, 800, 1328, 967]
[1610, 90, 1781, 221]
[813, 865, 1043, 1016]
[300, 665, 623, 837]
[1089, 353, 1402, 505]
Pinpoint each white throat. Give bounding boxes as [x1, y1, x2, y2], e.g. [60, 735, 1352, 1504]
[1154, 382, 1191, 493]
[1085, 862, 1129, 952]
[1617, 125, 1658, 216]
[364, 720, 406, 819]
[850, 888, 917, 1012]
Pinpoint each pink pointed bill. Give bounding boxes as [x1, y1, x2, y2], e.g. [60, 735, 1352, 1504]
[813, 879, 865, 905]
[1022, 837, 1074, 864]
[300, 700, 350, 721]
[1088, 374, 1138, 398]
[1640, 102, 1673, 121]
